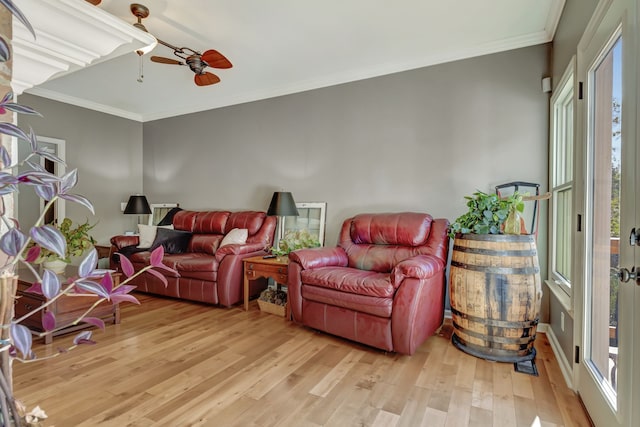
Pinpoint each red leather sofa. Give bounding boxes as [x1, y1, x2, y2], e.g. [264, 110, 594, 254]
[288, 212, 450, 355]
[110, 210, 275, 306]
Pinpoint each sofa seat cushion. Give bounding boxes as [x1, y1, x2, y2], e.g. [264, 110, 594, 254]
[300, 267, 395, 297]
[302, 284, 393, 318]
[128, 252, 180, 278]
[127, 252, 218, 281]
[174, 253, 219, 281]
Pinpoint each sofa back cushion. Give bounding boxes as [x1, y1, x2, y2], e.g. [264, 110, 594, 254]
[225, 211, 266, 236]
[173, 210, 199, 232]
[169, 210, 274, 254]
[189, 234, 223, 255]
[350, 212, 432, 246]
[340, 212, 434, 273]
[193, 211, 230, 234]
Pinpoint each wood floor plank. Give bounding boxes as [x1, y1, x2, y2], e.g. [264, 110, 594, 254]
[370, 409, 400, 427]
[492, 363, 517, 427]
[397, 385, 432, 427]
[445, 387, 472, 427]
[309, 349, 364, 397]
[12, 295, 592, 426]
[469, 406, 493, 427]
[420, 407, 448, 427]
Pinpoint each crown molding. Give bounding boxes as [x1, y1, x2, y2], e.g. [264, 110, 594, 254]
[11, 0, 155, 95]
[25, 86, 144, 122]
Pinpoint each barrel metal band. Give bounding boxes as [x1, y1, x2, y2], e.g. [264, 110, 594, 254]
[452, 245, 538, 257]
[450, 260, 540, 275]
[452, 334, 535, 361]
[455, 234, 536, 243]
[453, 322, 536, 345]
[450, 307, 539, 328]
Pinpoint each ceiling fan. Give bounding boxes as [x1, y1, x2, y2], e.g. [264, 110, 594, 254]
[130, 3, 232, 87]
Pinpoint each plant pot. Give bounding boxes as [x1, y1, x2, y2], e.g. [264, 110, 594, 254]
[42, 259, 68, 274]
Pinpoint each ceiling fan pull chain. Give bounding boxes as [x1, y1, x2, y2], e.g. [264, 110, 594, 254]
[137, 54, 144, 83]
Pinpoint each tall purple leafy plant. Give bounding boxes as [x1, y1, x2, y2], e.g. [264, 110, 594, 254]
[0, 1, 177, 423]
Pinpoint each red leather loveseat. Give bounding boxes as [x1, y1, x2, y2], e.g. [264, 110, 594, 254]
[288, 212, 449, 355]
[110, 210, 275, 306]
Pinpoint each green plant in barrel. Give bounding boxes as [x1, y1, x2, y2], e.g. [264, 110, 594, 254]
[448, 191, 524, 238]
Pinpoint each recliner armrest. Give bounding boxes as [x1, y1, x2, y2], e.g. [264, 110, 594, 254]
[289, 247, 348, 270]
[215, 242, 268, 262]
[391, 254, 445, 286]
[110, 235, 140, 250]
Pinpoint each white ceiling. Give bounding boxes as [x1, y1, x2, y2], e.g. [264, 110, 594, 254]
[19, 0, 566, 122]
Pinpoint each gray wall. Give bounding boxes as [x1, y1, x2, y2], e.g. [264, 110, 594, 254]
[552, 0, 599, 90]
[16, 94, 144, 245]
[546, 0, 599, 365]
[14, 43, 552, 320]
[144, 45, 550, 265]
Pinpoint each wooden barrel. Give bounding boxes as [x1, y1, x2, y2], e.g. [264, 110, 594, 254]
[449, 233, 542, 362]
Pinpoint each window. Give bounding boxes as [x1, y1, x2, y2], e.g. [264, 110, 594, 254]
[148, 203, 179, 226]
[549, 58, 575, 295]
[282, 202, 327, 245]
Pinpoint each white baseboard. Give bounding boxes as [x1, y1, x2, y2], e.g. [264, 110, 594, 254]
[538, 322, 574, 390]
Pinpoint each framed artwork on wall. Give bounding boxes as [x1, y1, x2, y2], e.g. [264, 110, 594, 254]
[148, 203, 179, 226]
[283, 202, 327, 245]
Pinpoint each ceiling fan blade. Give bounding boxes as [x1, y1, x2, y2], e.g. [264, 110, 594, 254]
[151, 56, 183, 65]
[201, 50, 233, 69]
[194, 72, 221, 86]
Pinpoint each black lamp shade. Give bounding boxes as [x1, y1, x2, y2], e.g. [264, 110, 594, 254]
[267, 192, 299, 216]
[124, 195, 152, 215]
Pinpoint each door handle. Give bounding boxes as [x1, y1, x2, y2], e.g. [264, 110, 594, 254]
[613, 266, 640, 284]
[630, 227, 640, 246]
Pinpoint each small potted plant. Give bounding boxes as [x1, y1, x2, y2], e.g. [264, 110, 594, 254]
[31, 218, 97, 273]
[270, 229, 321, 260]
[448, 190, 524, 237]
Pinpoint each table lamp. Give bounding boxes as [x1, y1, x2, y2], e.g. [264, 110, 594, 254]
[124, 194, 152, 230]
[267, 191, 299, 250]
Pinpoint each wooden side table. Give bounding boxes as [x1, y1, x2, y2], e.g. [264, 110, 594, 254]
[15, 267, 122, 344]
[94, 244, 112, 259]
[243, 255, 289, 319]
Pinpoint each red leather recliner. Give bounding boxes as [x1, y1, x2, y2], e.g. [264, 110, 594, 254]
[288, 212, 450, 355]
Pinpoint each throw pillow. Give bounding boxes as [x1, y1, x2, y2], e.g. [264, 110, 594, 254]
[158, 207, 183, 226]
[137, 224, 174, 248]
[220, 228, 248, 247]
[150, 228, 192, 254]
[137, 224, 157, 248]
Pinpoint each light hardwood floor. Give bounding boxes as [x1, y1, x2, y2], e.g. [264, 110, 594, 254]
[13, 294, 592, 426]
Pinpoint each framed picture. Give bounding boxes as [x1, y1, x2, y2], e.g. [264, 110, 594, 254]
[148, 203, 179, 226]
[283, 202, 327, 245]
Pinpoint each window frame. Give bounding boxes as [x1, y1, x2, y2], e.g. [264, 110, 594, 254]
[549, 56, 576, 296]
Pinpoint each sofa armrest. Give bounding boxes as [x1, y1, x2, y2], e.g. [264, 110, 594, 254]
[110, 235, 140, 250]
[288, 247, 348, 270]
[391, 254, 445, 286]
[215, 242, 268, 262]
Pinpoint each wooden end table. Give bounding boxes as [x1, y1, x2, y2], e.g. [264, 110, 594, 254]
[15, 266, 122, 344]
[243, 255, 289, 319]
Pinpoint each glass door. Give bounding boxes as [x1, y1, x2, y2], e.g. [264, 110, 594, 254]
[575, 0, 637, 425]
